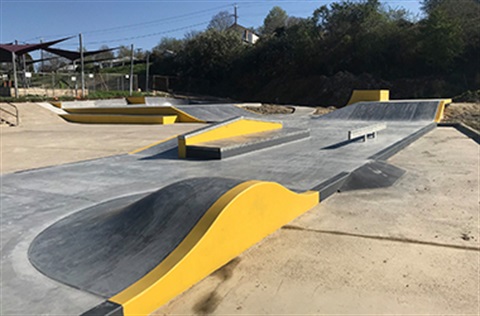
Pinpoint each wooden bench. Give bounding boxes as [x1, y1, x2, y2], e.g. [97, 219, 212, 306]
[348, 123, 387, 141]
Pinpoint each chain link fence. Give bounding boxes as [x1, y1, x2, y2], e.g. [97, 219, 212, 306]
[1, 72, 138, 97]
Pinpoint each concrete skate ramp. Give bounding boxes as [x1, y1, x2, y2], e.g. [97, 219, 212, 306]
[145, 97, 190, 106]
[340, 161, 406, 191]
[175, 104, 256, 122]
[322, 101, 442, 122]
[29, 177, 318, 315]
[28, 177, 243, 297]
[127, 96, 190, 106]
[58, 99, 128, 109]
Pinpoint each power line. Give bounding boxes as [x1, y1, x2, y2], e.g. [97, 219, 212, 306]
[83, 3, 230, 35]
[84, 21, 210, 45]
[24, 3, 231, 42]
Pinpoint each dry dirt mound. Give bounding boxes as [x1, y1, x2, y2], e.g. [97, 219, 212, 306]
[442, 103, 480, 131]
[244, 104, 294, 115]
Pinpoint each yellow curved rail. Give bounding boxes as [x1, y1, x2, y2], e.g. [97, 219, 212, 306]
[109, 180, 319, 315]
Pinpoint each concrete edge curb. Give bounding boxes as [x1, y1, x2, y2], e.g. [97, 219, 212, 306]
[368, 123, 437, 161]
[437, 122, 480, 144]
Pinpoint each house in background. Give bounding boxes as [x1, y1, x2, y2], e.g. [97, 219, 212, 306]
[228, 24, 260, 44]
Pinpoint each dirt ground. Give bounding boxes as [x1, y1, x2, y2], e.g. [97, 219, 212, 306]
[244, 104, 295, 115]
[314, 106, 337, 115]
[443, 102, 480, 130]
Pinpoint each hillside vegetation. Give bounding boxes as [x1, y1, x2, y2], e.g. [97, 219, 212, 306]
[150, 0, 479, 107]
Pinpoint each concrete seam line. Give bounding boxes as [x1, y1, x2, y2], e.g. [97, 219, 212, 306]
[282, 225, 480, 252]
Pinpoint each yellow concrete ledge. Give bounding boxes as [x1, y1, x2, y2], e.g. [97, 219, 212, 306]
[347, 90, 390, 105]
[109, 180, 319, 315]
[126, 96, 145, 104]
[434, 99, 452, 122]
[50, 102, 62, 108]
[178, 117, 283, 158]
[63, 106, 204, 123]
[60, 114, 177, 124]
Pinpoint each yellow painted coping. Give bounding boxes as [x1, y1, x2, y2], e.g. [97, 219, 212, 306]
[126, 96, 146, 104]
[60, 114, 177, 124]
[129, 135, 178, 155]
[178, 117, 283, 158]
[347, 90, 390, 105]
[434, 99, 452, 122]
[63, 106, 205, 123]
[50, 102, 62, 108]
[109, 180, 319, 315]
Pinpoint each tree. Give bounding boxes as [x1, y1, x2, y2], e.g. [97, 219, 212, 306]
[116, 45, 132, 59]
[95, 45, 115, 61]
[419, 8, 464, 71]
[208, 11, 234, 31]
[175, 29, 245, 93]
[420, 0, 446, 14]
[262, 6, 288, 35]
[153, 37, 184, 55]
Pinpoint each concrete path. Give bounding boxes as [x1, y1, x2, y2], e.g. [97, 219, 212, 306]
[1, 102, 203, 173]
[153, 127, 479, 315]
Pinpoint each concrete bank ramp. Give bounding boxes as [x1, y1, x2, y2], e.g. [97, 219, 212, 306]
[60, 99, 128, 109]
[29, 177, 318, 315]
[175, 103, 256, 122]
[320, 101, 444, 122]
[29, 178, 243, 297]
[144, 97, 189, 106]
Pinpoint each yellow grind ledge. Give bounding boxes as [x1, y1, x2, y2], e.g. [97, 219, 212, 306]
[126, 96, 145, 104]
[347, 90, 390, 105]
[178, 117, 283, 158]
[108, 180, 319, 315]
[60, 114, 177, 124]
[63, 106, 203, 123]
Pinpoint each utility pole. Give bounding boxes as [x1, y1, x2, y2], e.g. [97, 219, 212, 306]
[234, 4, 238, 25]
[12, 40, 18, 98]
[129, 44, 134, 96]
[40, 38, 44, 73]
[12, 51, 18, 98]
[22, 52, 28, 89]
[145, 53, 150, 93]
[79, 33, 85, 98]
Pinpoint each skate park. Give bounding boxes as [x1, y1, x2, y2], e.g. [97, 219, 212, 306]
[0, 91, 478, 315]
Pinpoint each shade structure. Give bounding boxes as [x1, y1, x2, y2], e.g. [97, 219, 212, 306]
[0, 37, 71, 62]
[0, 37, 71, 97]
[44, 46, 117, 62]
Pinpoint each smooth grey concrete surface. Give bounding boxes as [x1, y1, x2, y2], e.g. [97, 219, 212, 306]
[60, 99, 128, 108]
[175, 104, 257, 122]
[0, 100, 451, 314]
[29, 178, 243, 297]
[144, 97, 189, 106]
[186, 128, 310, 160]
[339, 160, 405, 191]
[153, 127, 479, 315]
[322, 101, 440, 121]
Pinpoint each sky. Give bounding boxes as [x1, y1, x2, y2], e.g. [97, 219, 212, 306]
[0, 0, 423, 55]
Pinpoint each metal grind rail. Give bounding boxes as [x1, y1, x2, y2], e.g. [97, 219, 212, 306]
[0, 103, 19, 126]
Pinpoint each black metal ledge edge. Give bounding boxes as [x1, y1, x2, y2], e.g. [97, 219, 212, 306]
[311, 172, 350, 202]
[437, 122, 480, 144]
[80, 301, 123, 316]
[368, 123, 437, 161]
